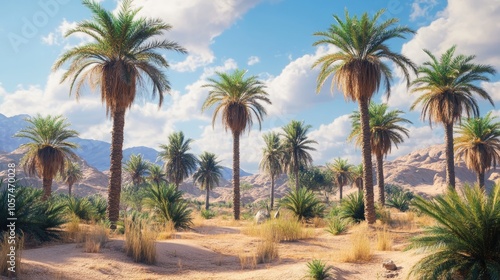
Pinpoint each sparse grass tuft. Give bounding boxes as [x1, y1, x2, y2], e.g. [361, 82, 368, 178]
[306, 259, 333, 280]
[124, 213, 157, 264]
[326, 216, 350, 235]
[201, 209, 216, 219]
[255, 240, 279, 264]
[85, 223, 109, 253]
[157, 221, 176, 240]
[376, 226, 392, 251]
[339, 223, 372, 262]
[243, 217, 313, 242]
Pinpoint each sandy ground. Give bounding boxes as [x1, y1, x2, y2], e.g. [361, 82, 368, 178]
[10, 213, 428, 280]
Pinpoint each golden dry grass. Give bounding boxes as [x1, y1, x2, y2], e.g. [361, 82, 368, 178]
[339, 223, 372, 262]
[243, 217, 313, 242]
[376, 226, 393, 251]
[124, 216, 157, 264]
[255, 240, 279, 264]
[85, 223, 109, 253]
[157, 221, 176, 240]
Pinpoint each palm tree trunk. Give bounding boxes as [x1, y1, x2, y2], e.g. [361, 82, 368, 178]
[338, 179, 343, 200]
[107, 108, 125, 229]
[232, 131, 240, 220]
[359, 99, 376, 224]
[270, 175, 275, 209]
[376, 153, 385, 205]
[68, 182, 73, 197]
[42, 177, 52, 200]
[444, 123, 456, 189]
[478, 171, 485, 189]
[294, 154, 299, 192]
[205, 186, 210, 210]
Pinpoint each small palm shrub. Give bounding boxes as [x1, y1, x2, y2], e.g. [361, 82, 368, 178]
[280, 187, 325, 220]
[326, 216, 350, 235]
[64, 196, 95, 221]
[306, 259, 333, 280]
[0, 186, 66, 242]
[339, 191, 364, 222]
[143, 183, 193, 230]
[200, 209, 216, 219]
[385, 184, 414, 212]
[407, 185, 500, 280]
[87, 194, 107, 221]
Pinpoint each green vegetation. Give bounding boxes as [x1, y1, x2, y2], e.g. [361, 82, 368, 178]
[280, 187, 324, 220]
[306, 259, 333, 280]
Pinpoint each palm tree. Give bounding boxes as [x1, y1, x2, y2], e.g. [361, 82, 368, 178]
[349, 102, 412, 205]
[158, 131, 197, 190]
[454, 113, 500, 188]
[147, 164, 168, 186]
[281, 120, 317, 192]
[328, 158, 354, 200]
[312, 9, 416, 223]
[259, 132, 284, 209]
[411, 46, 496, 189]
[193, 152, 223, 210]
[53, 0, 186, 227]
[123, 154, 150, 187]
[60, 161, 83, 196]
[408, 185, 500, 279]
[202, 69, 271, 220]
[14, 114, 79, 200]
[351, 164, 364, 191]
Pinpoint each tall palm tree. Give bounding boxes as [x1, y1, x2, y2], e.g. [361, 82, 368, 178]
[147, 163, 168, 186]
[193, 152, 223, 210]
[60, 161, 83, 196]
[281, 120, 317, 192]
[53, 0, 186, 227]
[158, 131, 197, 190]
[123, 154, 150, 187]
[349, 102, 412, 205]
[454, 113, 500, 188]
[14, 114, 79, 200]
[328, 158, 354, 200]
[312, 9, 416, 223]
[351, 164, 364, 191]
[411, 46, 496, 189]
[259, 132, 284, 209]
[202, 69, 271, 220]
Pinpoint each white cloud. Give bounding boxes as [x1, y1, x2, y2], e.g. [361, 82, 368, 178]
[482, 81, 500, 102]
[41, 18, 93, 48]
[410, 0, 438, 21]
[41, 32, 57, 45]
[247, 56, 260, 66]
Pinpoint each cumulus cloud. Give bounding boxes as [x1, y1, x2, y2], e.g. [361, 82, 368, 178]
[481, 81, 500, 102]
[410, 0, 438, 21]
[247, 56, 260, 66]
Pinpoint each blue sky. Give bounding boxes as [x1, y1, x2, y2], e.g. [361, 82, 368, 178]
[1, 0, 499, 173]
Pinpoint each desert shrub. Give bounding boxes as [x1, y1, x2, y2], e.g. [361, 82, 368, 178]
[0, 186, 66, 242]
[306, 259, 333, 280]
[255, 240, 279, 264]
[376, 226, 392, 251]
[87, 194, 107, 221]
[121, 183, 150, 211]
[280, 187, 325, 220]
[85, 222, 109, 253]
[339, 191, 364, 222]
[143, 183, 193, 230]
[124, 212, 157, 264]
[340, 223, 372, 262]
[200, 209, 216, 219]
[385, 184, 414, 212]
[63, 196, 95, 221]
[407, 185, 500, 280]
[326, 216, 350, 235]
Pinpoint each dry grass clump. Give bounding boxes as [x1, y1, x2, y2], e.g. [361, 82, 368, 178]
[157, 221, 176, 240]
[243, 217, 313, 242]
[376, 226, 393, 251]
[64, 215, 85, 243]
[124, 214, 157, 264]
[255, 240, 279, 264]
[0, 233, 23, 277]
[85, 223, 109, 253]
[339, 223, 372, 262]
[389, 211, 416, 230]
[239, 254, 257, 270]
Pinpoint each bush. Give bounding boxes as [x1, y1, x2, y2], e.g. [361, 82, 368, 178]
[340, 223, 372, 262]
[326, 216, 350, 235]
[339, 191, 364, 222]
[0, 185, 66, 242]
[407, 185, 500, 280]
[255, 240, 279, 264]
[63, 196, 95, 221]
[200, 209, 216, 219]
[280, 187, 325, 220]
[124, 212, 157, 264]
[306, 259, 333, 280]
[143, 183, 193, 230]
[87, 194, 107, 221]
[385, 184, 414, 212]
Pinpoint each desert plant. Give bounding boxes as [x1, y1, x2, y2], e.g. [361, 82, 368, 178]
[255, 240, 279, 264]
[385, 185, 414, 212]
[280, 187, 325, 220]
[53, 0, 186, 228]
[306, 259, 333, 280]
[124, 212, 157, 264]
[193, 151, 223, 210]
[339, 191, 365, 222]
[326, 216, 350, 235]
[63, 196, 95, 221]
[123, 154, 150, 188]
[0, 186, 66, 242]
[87, 194, 107, 221]
[340, 223, 372, 262]
[260, 132, 285, 209]
[328, 158, 354, 200]
[85, 222, 109, 253]
[376, 226, 393, 251]
[200, 209, 216, 219]
[407, 185, 500, 280]
[59, 161, 83, 196]
[143, 183, 193, 230]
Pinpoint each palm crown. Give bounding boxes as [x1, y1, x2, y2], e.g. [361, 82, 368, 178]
[158, 131, 197, 189]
